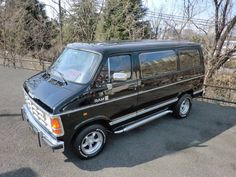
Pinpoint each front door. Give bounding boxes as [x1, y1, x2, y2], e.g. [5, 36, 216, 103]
[95, 54, 139, 120]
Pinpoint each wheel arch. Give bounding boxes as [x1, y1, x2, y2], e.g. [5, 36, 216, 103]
[70, 116, 111, 144]
[178, 89, 194, 98]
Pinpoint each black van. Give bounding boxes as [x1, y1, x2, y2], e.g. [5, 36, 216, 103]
[22, 40, 204, 159]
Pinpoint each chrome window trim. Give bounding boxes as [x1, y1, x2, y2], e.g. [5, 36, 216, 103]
[66, 47, 103, 58]
[110, 98, 178, 125]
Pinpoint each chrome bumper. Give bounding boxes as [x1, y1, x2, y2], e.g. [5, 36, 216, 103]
[21, 104, 64, 150]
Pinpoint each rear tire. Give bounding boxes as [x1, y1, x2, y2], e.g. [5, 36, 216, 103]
[173, 94, 192, 119]
[73, 124, 107, 159]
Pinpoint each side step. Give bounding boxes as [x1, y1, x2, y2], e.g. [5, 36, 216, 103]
[114, 110, 173, 134]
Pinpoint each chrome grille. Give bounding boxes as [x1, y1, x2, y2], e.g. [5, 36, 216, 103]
[24, 92, 51, 131]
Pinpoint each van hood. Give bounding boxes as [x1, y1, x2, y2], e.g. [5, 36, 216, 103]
[24, 72, 87, 111]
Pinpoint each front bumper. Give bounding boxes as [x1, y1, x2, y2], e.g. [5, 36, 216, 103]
[21, 104, 64, 150]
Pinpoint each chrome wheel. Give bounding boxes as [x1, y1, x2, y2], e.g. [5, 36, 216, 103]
[80, 131, 103, 155]
[180, 98, 190, 115]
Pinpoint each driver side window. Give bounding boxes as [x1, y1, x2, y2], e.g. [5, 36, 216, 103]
[97, 55, 132, 85]
[109, 55, 132, 81]
[99, 55, 131, 83]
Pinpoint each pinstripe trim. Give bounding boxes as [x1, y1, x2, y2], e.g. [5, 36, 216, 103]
[24, 74, 204, 116]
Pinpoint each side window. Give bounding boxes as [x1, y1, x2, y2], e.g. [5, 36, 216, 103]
[179, 49, 200, 69]
[109, 55, 131, 82]
[97, 55, 131, 84]
[139, 50, 177, 78]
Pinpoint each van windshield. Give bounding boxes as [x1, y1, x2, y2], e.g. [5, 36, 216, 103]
[49, 48, 101, 84]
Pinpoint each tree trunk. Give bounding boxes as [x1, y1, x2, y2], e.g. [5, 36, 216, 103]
[58, 0, 63, 46]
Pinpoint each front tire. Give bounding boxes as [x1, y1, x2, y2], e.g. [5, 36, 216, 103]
[173, 94, 192, 119]
[73, 124, 107, 159]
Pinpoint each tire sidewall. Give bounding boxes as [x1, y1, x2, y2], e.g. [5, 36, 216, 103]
[175, 94, 192, 118]
[74, 125, 106, 159]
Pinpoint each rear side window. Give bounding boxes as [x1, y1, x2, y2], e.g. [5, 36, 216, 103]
[139, 50, 177, 78]
[179, 49, 200, 69]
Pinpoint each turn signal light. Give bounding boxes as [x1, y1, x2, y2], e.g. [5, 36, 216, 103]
[50, 117, 63, 136]
[51, 118, 61, 129]
[52, 129, 62, 135]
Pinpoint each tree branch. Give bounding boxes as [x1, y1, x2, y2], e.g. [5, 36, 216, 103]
[214, 15, 236, 57]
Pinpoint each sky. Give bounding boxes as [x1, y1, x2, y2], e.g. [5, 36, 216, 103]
[39, 0, 235, 22]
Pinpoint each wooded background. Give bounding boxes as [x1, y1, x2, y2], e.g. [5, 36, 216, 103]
[0, 0, 236, 94]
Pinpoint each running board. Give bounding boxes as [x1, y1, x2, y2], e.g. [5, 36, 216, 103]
[114, 110, 173, 134]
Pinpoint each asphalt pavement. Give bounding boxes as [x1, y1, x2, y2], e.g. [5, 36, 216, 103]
[0, 66, 236, 177]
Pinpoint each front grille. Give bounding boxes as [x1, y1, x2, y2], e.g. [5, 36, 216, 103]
[24, 92, 51, 131]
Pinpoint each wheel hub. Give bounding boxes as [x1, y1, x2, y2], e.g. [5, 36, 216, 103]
[81, 131, 103, 155]
[180, 98, 190, 115]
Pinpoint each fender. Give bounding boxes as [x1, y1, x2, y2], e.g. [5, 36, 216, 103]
[70, 116, 111, 142]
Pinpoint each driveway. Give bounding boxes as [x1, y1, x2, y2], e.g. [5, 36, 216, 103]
[0, 66, 236, 177]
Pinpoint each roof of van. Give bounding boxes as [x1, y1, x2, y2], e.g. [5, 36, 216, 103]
[66, 40, 201, 54]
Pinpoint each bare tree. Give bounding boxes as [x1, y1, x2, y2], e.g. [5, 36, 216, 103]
[205, 0, 236, 80]
[163, 0, 203, 39]
[49, 0, 64, 46]
[0, 0, 10, 66]
[148, 0, 236, 84]
[148, 0, 207, 40]
[149, 7, 165, 39]
[0, 0, 58, 68]
[58, 0, 63, 46]
[49, 0, 105, 42]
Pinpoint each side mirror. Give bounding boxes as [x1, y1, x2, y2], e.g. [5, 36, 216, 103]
[113, 73, 128, 81]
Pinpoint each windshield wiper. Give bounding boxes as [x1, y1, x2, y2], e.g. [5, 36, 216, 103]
[53, 70, 68, 85]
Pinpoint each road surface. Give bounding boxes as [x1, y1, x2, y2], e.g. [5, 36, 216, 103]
[0, 66, 236, 177]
